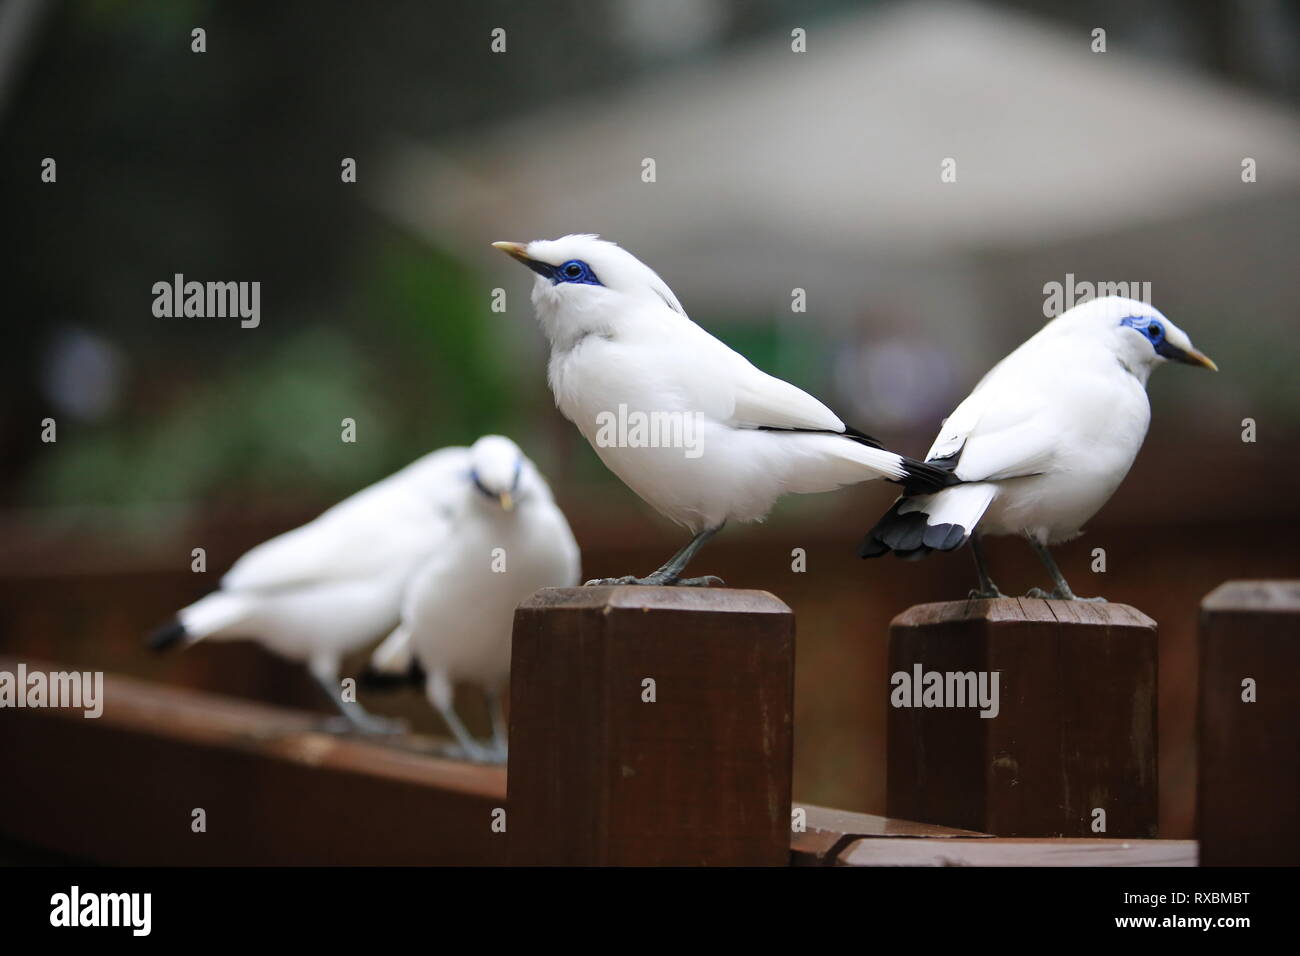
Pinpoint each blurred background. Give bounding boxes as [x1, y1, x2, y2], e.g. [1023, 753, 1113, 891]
[2, 0, 1298, 850]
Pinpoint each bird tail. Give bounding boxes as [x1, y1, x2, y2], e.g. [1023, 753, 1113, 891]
[833, 430, 961, 494]
[147, 591, 248, 651]
[146, 618, 188, 651]
[859, 482, 996, 560]
[361, 626, 424, 689]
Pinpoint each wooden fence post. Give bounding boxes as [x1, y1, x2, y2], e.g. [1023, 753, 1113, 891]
[887, 598, 1157, 838]
[506, 586, 795, 866]
[1199, 581, 1300, 866]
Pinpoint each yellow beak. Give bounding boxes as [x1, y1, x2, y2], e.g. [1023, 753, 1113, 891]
[1182, 347, 1219, 371]
[491, 241, 530, 262]
[498, 491, 514, 512]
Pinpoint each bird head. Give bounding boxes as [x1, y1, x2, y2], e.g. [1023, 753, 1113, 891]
[492, 235, 687, 344]
[467, 434, 525, 512]
[1055, 296, 1216, 375]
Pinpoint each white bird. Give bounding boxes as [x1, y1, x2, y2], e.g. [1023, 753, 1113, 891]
[860, 296, 1217, 600]
[148, 442, 492, 732]
[492, 234, 946, 586]
[367, 435, 580, 762]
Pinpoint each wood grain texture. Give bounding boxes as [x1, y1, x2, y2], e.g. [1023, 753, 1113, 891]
[791, 803, 989, 865]
[887, 598, 1158, 838]
[0, 659, 507, 864]
[837, 837, 1196, 867]
[507, 586, 795, 865]
[1199, 580, 1300, 866]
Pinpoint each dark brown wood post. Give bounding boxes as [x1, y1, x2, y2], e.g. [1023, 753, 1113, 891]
[1199, 581, 1300, 866]
[507, 586, 795, 866]
[887, 598, 1157, 838]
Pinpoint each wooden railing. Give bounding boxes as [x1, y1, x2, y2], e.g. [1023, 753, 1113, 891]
[1, 580, 1295, 865]
[1198, 581, 1300, 866]
[886, 599, 1158, 838]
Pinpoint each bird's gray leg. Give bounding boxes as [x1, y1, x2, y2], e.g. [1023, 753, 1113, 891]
[583, 534, 696, 586]
[485, 684, 508, 764]
[967, 534, 1005, 599]
[1023, 533, 1106, 602]
[584, 524, 725, 587]
[649, 524, 724, 586]
[308, 660, 407, 736]
[428, 670, 492, 762]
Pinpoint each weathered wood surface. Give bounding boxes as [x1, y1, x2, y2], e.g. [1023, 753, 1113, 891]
[887, 598, 1158, 838]
[791, 803, 990, 865]
[0, 658, 507, 865]
[836, 837, 1197, 867]
[1199, 581, 1300, 866]
[508, 586, 795, 866]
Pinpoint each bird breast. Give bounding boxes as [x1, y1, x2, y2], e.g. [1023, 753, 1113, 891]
[980, 361, 1151, 542]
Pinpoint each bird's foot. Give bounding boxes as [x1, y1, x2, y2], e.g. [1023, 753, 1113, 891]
[1024, 586, 1107, 603]
[968, 586, 1005, 599]
[457, 742, 502, 765]
[583, 573, 723, 587]
[315, 714, 409, 737]
[676, 575, 724, 587]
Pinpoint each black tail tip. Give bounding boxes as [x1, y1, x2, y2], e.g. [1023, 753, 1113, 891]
[858, 535, 889, 559]
[859, 502, 969, 561]
[359, 660, 425, 690]
[146, 618, 187, 652]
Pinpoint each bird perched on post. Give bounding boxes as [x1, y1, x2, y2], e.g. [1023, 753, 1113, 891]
[147, 437, 536, 733]
[859, 296, 1217, 600]
[492, 234, 947, 586]
[367, 435, 580, 762]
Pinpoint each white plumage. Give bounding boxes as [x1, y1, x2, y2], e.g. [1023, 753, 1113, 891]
[493, 234, 941, 585]
[368, 435, 580, 761]
[861, 296, 1217, 599]
[150, 439, 540, 733]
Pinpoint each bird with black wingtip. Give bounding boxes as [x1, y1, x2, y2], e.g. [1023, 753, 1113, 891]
[860, 296, 1217, 601]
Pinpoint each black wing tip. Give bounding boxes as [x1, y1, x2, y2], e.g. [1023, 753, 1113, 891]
[840, 424, 884, 449]
[897, 455, 962, 495]
[146, 618, 187, 652]
[859, 502, 968, 561]
[755, 424, 883, 449]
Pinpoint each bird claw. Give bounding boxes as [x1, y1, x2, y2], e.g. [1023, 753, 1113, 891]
[1024, 587, 1108, 603]
[456, 743, 506, 765]
[316, 714, 409, 737]
[584, 574, 723, 588]
[968, 587, 1005, 599]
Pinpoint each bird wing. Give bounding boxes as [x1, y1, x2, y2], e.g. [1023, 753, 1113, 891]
[927, 363, 1061, 483]
[222, 448, 466, 592]
[685, 323, 846, 432]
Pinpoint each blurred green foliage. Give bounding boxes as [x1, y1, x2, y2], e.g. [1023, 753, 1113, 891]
[25, 233, 525, 517]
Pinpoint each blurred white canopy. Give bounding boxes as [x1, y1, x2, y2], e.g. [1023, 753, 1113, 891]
[380, 0, 1300, 315]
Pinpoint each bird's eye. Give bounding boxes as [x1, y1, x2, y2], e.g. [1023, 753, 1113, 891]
[1147, 323, 1163, 340]
[562, 261, 584, 278]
